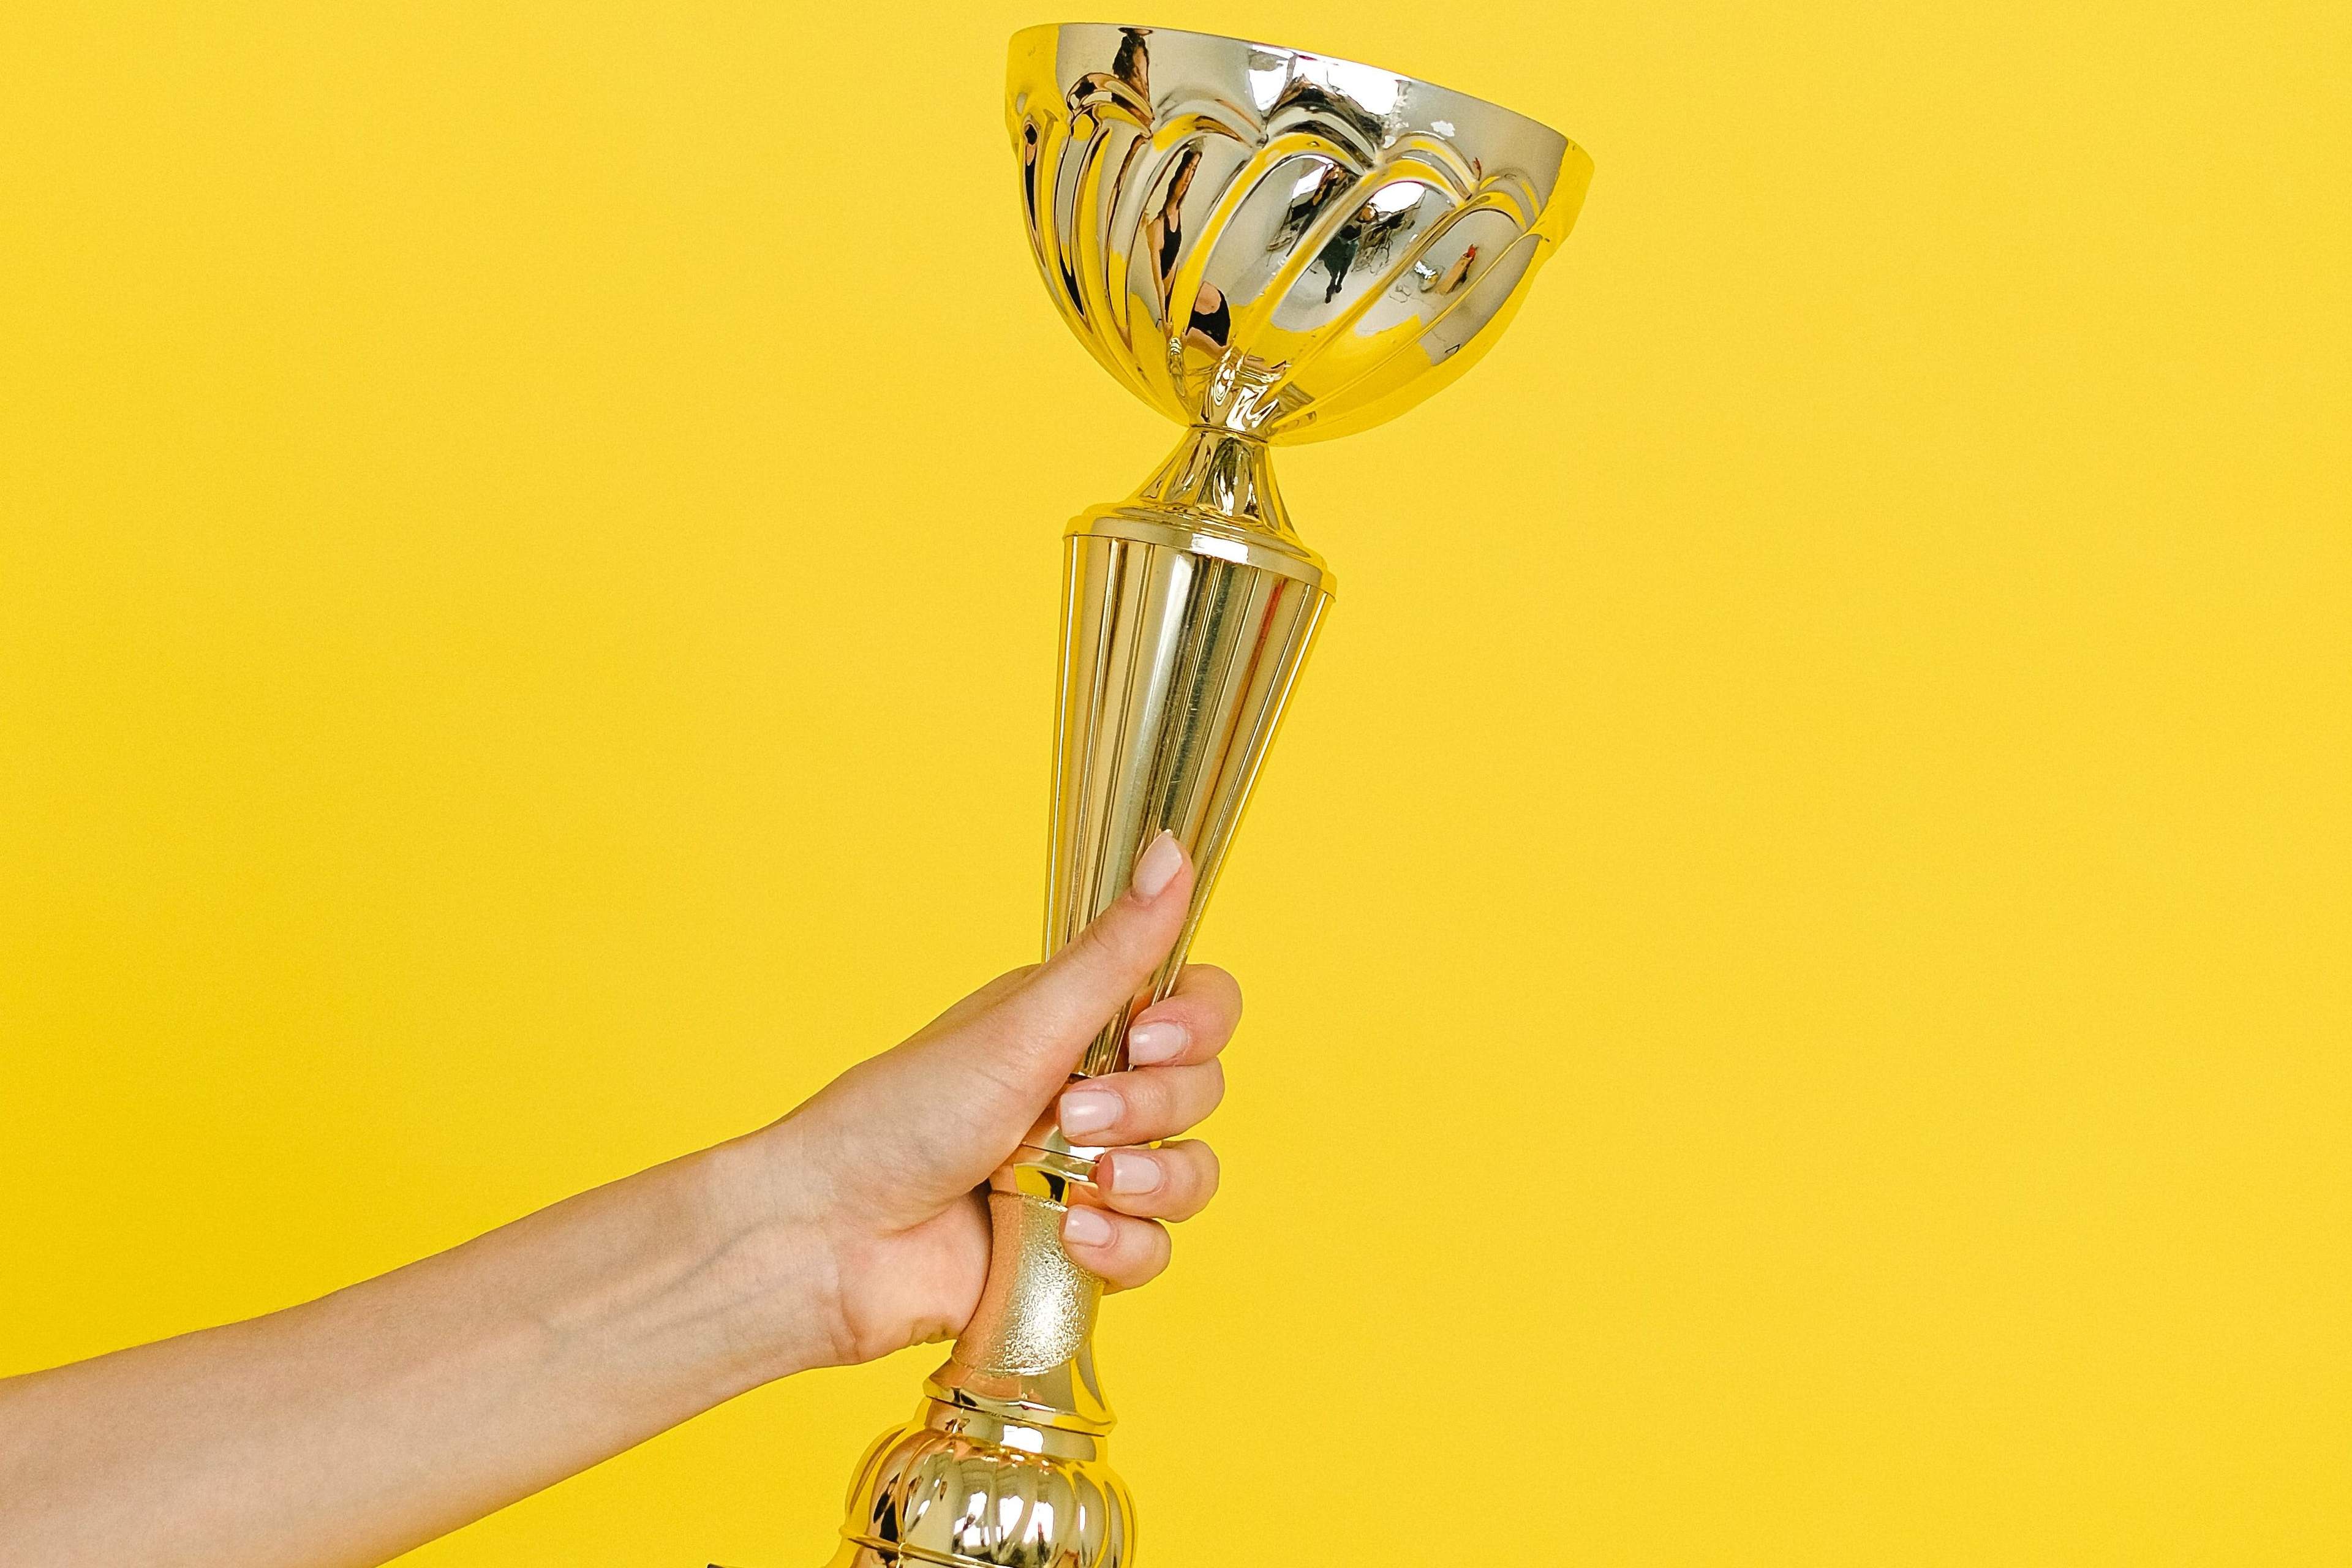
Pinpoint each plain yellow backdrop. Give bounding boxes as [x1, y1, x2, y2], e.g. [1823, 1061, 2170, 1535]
[5, 2, 2347, 1563]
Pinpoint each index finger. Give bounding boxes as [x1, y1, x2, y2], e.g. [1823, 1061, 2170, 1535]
[1121, 962, 1243, 1068]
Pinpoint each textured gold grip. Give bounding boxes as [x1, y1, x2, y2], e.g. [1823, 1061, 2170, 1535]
[936, 1191, 1107, 1404]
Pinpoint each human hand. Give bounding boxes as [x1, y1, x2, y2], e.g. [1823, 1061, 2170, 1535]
[0, 832, 1232, 1568]
[756, 832, 1237, 1366]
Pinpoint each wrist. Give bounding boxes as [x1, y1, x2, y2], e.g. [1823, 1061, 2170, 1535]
[695, 1118, 862, 1379]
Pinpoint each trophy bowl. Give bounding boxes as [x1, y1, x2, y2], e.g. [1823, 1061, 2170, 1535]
[1009, 21, 1593, 447]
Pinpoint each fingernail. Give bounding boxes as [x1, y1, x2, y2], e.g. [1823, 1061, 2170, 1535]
[1060, 1088, 1118, 1137]
[1063, 1205, 1113, 1246]
[1130, 831, 1183, 902]
[1125, 1020, 1186, 1065]
[1107, 1153, 1162, 1196]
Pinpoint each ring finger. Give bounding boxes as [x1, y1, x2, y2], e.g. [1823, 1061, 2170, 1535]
[1095, 1139, 1220, 1222]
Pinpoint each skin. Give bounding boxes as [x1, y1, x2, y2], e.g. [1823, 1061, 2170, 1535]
[0, 832, 1231, 1568]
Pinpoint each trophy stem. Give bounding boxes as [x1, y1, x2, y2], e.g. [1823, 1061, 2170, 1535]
[1127, 426, 1297, 543]
[820, 451, 1332, 1567]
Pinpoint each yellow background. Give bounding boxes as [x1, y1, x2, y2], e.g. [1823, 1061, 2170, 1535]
[4, 2, 2347, 1563]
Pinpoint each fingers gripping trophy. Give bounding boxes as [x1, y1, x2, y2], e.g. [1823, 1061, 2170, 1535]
[817, 23, 1591, 1568]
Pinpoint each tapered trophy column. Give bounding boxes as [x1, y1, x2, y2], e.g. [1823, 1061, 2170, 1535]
[812, 23, 1590, 1567]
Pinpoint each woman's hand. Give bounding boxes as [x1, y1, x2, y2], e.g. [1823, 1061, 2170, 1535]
[753, 830, 1238, 1365]
[0, 831, 1234, 1568]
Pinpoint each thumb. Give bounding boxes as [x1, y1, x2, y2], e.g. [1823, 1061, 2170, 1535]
[959, 830, 1194, 1105]
[821, 831, 1196, 1212]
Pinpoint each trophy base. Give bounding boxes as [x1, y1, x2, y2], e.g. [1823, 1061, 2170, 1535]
[810, 1394, 1134, 1568]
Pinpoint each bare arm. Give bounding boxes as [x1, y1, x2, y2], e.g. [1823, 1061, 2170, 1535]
[0, 1136, 819, 1566]
[0, 834, 1233, 1568]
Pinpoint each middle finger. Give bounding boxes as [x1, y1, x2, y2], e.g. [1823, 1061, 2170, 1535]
[1057, 1060, 1224, 1148]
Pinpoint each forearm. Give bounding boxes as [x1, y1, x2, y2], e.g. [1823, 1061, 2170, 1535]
[0, 1129, 835, 1568]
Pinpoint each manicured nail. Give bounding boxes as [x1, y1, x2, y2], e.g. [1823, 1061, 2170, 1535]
[1063, 1205, 1113, 1246]
[1131, 831, 1183, 902]
[1060, 1088, 1119, 1137]
[1125, 1020, 1187, 1066]
[1107, 1153, 1162, 1196]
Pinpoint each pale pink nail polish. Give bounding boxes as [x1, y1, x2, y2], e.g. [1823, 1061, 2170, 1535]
[1108, 1155, 1163, 1196]
[1125, 1020, 1186, 1065]
[1130, 831, 1183, 902]
[1063, 1205, 1112, 1246]
[1060, 1088, 1118, 1137]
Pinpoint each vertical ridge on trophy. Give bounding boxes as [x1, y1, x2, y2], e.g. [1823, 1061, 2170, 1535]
[808, 22, 1591, 1566]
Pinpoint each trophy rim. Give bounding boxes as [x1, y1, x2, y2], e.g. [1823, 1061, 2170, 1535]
[1014, 20, 1583, 167]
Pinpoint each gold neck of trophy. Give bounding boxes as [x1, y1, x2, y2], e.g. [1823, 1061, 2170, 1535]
[1072, 426, 1330, 595]
[1129, 426, 1294, 541]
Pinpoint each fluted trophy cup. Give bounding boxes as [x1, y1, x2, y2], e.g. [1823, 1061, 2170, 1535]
[808, 23, 1592, 1568]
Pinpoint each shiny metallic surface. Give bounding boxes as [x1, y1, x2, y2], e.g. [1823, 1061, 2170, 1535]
[821, 1398, 1134, 1568]
[936, 1193, 1110, 1408]
[1046, 519, 1328, 1080]
[1008, 22, 1591, 444]
[814, 23, 1589, 1567]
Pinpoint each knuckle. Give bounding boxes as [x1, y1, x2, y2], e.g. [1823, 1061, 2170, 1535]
[1122, 1072, 1173, 1128]
[1183, 961, 1235, 994]
[1128, 1221, 1172, 1276]
[1207, 965, 1244, 1016]
[1159, 1158, 1200, 1210]
[1172, 1146, 1218, 1212]
[1178, 965, 1241, 1020]
[1071, 916, 1128, 972]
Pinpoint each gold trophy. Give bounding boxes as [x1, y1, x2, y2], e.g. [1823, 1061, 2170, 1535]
[817, 23, 1591, 1567]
